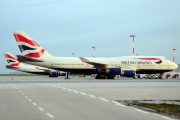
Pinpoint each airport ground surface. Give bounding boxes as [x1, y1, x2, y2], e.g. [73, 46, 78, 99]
[0, 76, 179, 120]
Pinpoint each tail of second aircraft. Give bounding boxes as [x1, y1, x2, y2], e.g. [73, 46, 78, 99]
[4, 52, 23, 67]
[13, 31, 52, 59]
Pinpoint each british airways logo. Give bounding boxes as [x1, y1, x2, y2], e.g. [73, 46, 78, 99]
[121, 61, 152, 64]
[5, 54, 20, 67]
[121, 58, 162, 64]
[155, 60, 162, 64]
[14, 34, 44, 58]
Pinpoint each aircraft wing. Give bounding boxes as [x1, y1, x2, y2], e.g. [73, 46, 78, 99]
[79, 57, 108, 69]
[16, 55, 44, 62]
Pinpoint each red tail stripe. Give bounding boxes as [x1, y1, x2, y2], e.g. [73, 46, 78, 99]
[10, 63, 20, 67]
[24, 49, 45, 58]
[14, 34, 40, 47]
[139, 58, 161, 60]
[17, 58, 21, 62]
[5, 54, 16, 60]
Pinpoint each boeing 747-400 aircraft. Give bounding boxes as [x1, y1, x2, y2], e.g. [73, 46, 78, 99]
[13, 31, 178, 79]
[4, 52, 66, 77]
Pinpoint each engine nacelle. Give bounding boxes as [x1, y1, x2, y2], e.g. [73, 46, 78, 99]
[106, 68, 121, 75]
[51, 71, 59, 75]
[49, 71, 59, 77]
[60, 72, 66, 76]
[121, 70, 135, 77]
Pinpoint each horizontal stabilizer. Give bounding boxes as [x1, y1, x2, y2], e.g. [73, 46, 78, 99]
[16, 55, 44, 62]
[6, 65, 19, 69]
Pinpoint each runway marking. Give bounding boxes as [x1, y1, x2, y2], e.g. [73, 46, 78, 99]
[100, 98, 109, 102]
[58, 86, 61, 88]
[11, 84, 56, 119]
[99, 97, 106, 99]
[33, 103, 37, 106]
[161, 116, 174, 120]
[73, 90, 79, 93]
[153, 113, 166, 118]
[67, 89, 72, 91]
[134, 108, 148, 114]
[11, 85, 18, 89]
[111, 101, 119, 104]
[46, 113, 54, 118]
[98, 97, 109, 102]
[53, 85, 56, 87]
[89, 95, 97, 98]
[38, 107, 44, 111]
[116, 103, 127, 107]
[80, 92, 87, 95]
[111, 101, 127, 107]
[63, 87, 66, 90]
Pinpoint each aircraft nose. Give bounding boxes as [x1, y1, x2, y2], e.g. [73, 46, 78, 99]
[175, 64, 178, 69]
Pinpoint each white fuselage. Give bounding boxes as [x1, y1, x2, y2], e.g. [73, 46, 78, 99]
[22, 56, 178, 74]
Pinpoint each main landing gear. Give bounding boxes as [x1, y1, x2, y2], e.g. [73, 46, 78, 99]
[158, 73, 164, 79]
[95, 74, 115, 79]
[65, 71, 70, 79]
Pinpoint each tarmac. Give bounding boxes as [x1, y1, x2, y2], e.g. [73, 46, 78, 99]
[0, 76, 179, 120]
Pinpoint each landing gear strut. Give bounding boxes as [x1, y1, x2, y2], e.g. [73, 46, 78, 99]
[65, 71, 70, 79]
[95, 74, 106, 79]
[107, 75, 115, 79]
[95, 74, 115, 79]
[158, 73, 164, 79]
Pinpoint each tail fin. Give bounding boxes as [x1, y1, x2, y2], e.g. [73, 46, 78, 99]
[13, 31, 52, 58]
[4, 52, 22, 67]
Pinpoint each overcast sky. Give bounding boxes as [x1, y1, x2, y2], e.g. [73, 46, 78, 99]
[1, 0, 180, 74]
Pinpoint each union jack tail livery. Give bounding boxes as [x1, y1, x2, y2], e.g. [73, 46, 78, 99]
[4, 52, 23, 67]
[13, 31, 52, 58]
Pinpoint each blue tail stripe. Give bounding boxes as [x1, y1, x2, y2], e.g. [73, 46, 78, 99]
[18, 45, 36, 52]
[7, 60, 16, 63]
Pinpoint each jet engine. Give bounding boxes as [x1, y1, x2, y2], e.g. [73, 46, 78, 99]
[105, 68, 121, 75]
[49, 71, 59, 77]
[51, 71, 59, 75]
[121, 70, 135, 77]
[59, 72, 66, 76]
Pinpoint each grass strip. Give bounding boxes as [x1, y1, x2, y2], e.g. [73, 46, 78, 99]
[138, 103, 180, 117]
